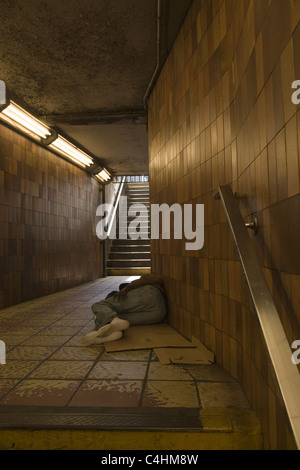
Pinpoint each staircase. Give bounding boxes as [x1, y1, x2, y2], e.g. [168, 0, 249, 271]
[106, 183, 151, 276]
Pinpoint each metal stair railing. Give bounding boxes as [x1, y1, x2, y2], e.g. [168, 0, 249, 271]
[213, 184, 300, 449]
[106, 176, 126, 238]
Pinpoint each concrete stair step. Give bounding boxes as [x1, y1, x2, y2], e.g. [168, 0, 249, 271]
[127, 186, 149, 189]
[127, 197, 149, 201]
[127, 189, 149, 193]
[110, 252, 150, 259]
[118, 216, 149, 221]
[116, 236, 150, 241]
[111, 245, 150, 252]
[107, 259, 151, 267]
[127, 195, 149, 199]
[111, 238, 150, 245]
[106, 267, 151, 275]
[0, 407, 262, 450]
[117, 229, 150, 234]
[126, 200, 150, 204]
[125, 204, 150, 209]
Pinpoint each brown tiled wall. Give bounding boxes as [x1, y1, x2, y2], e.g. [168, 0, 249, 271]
[0, 123, 103, 308]
[148, 0, 300, 449]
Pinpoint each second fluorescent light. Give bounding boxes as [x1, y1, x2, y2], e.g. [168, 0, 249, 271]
[48, 135, 94, 168]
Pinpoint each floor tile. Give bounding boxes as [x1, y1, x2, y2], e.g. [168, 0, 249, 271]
[0, 379, 80, 406]
[147, 362, 193, 381]
[50, 346, 102, 361]
[142, 381, 199, 407]
[63, 335, 92, 347]
[21, 319, 55, 327]
[2, 327, 41, 336]
[7, 346, 57, 361]
[22, 335, 72, 347]
[0, 320, 22, 329]
[100, 349, 151, 362]
[37, 326, 82, 336]
[69, 379, 143, 407]
[197, 382, 251, 409]
[87, 361, 148, 380]
[186, 364, 235, 382]
[0, 361, 40, 379]
[28, 361, 94, 380]
[37, 313, 67, 321]
[0, 335, 30, 349]
[50, 318, 89, 327]
[0, 379, 20, 399]
[77, 324, 95, 335]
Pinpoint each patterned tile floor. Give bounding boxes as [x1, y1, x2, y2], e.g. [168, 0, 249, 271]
[0, 276, 251, 413]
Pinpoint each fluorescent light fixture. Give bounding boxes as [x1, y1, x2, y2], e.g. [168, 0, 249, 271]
[95, 168, 111, 182]
[0, 100, 53, 142]
[48, 135, 94, 168]
[0, 98, 97, 171]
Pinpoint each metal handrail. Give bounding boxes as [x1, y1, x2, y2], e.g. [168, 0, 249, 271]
[213, 184, 300, 449]
[107, 176, 126, 238]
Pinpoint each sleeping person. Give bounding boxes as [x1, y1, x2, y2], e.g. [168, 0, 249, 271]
[83, 275, 168, 345]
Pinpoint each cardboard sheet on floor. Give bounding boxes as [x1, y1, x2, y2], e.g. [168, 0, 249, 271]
[154, 337, 214, 365]
[104, 323, 194, 352]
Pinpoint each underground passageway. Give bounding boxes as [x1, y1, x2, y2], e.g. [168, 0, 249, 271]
[0, 0, 300, 451]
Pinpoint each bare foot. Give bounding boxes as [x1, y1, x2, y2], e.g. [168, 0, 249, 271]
[96, 317, 130, 338]
[82, 330, 123, 345]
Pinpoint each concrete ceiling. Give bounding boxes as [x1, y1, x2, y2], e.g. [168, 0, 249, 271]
[0, 0, 193, 176]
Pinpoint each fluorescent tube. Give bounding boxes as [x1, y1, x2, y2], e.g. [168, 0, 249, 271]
[95, 168, 111, 182]
[0, 100, 95, 170]
[0, 101, 52, 141]
[48, 135, 94, 168]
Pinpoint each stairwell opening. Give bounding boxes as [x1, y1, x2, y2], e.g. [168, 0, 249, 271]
[106, 177, 151, 276]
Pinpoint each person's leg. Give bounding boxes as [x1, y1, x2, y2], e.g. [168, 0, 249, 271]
[82, 329, 123, 345]
[96, 285, 167, 327]
[83, 285, 167, 345]
[94, 316, 130, 338]
[91, 300, 119, 330]
[83, 296, 129, 345]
